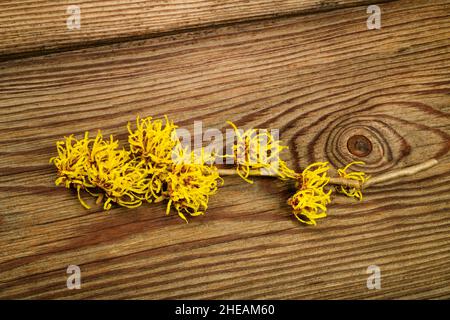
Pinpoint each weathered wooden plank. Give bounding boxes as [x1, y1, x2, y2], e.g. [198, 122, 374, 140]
[0, 0, 387, 59]
[0, 0, 449, 299]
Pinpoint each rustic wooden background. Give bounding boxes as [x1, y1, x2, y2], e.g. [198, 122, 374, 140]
[0, 0, 449, 299]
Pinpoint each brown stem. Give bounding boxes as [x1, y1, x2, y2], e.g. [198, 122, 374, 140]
[217, 168, 361, 188]
[218, 158, 439, 189]
[363, 158, 438, 188]
[218, 168, 264, 176]
[329, 177, 361, 189]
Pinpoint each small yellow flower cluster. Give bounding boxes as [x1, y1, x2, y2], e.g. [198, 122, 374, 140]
[50, 132, 148, 210]
[166, 148, 223, 223]
[127, 115, 179, 203]
[336, 161, 370, 201]
[225, 122, 368, 226]
[51, 116, 222, 223]
[287, 162, 332, 225]
[287, 161, 368, 225]
[227, 121, 297, 183]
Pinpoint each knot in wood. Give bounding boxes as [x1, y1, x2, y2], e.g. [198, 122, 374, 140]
[347, 135, 372, 157]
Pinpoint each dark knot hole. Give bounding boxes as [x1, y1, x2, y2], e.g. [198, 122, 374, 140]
[347, 135, 372, 157]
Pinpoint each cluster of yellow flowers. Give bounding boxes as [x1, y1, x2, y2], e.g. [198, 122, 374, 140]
[285, 161, 367, 225]
[336, 161, 370, 201]
[50, 115, 368, 225]
[127, 116, 179, 203]
[225, 123, 368, 225]
[227, 121, 297, 183]
[50, 132, 149, 210]
[166, 147, 223, 223]
[287, 162, 332, 225]
[51, 116, 222, 223]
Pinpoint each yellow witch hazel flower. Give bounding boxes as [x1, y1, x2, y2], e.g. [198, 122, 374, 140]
[127, 115, 179, 202]
[227, 121, 297, 184]
[165, 147, 223, 223]
[127, 115, 178, 166]
[50, 131, 150, 210]
[85, 132, 149, 210]
[50, 132, 92, 208]
[336, 161, 369, 201]
[287, 162, 332, 226]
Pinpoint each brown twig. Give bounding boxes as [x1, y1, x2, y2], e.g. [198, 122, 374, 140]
[217, 158, 439, 189]
[329, 177, 361, 189]
[217, 168, 361, 188]
[363, 158, 438, 188]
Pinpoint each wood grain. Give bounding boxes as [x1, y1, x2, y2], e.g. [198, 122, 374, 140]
[0, 0, 449, 299]
[0, 0, 388, 60]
